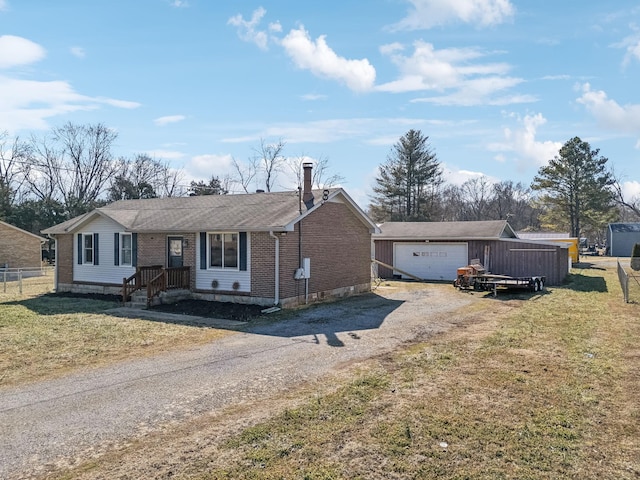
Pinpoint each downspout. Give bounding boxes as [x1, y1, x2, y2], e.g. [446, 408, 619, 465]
[51, 236, 58, 292]
[269, 230, 280, 305]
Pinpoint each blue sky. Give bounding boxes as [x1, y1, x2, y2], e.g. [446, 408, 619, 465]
[1, 0, 640, 208]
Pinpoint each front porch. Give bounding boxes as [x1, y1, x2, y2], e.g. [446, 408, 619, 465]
[122, 265, 191, 307]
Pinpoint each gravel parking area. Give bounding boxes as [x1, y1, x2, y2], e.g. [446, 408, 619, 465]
[0, 282, 480, 479]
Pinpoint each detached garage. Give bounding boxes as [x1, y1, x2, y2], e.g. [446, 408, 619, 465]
[374, 220, 570, 286]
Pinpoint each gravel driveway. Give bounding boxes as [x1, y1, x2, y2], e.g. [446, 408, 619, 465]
[0, 284, 478, 479]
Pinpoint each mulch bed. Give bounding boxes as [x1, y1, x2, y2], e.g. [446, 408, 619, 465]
[150, 299, 267, 321]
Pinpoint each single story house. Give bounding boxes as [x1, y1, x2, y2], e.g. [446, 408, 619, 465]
[0, 220, 47, 269]
[373, 220, 569, 286]
[516, 231, 579, 263]
[42, 164, 379, 307]
[607, 223, 640, 257]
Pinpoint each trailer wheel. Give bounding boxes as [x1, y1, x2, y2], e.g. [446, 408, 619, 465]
[533, 279, 540, 292]
[539, 279, 544, 291]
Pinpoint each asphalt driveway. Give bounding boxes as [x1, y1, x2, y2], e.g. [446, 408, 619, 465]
[0, 284, 478, 479]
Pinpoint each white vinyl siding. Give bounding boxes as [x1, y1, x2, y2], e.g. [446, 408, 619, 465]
[196, 232, 250, 292]
[74, 217, 135, 284]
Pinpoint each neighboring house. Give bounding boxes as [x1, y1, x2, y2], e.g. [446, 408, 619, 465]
[516, 231, 579, 263]
[373, 220, 569, 285]
[0, 220, 47, 269]
[42, 164, 379, 307]
[607, 223, 640, 257]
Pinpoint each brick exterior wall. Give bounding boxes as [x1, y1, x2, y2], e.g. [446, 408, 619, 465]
[56, 234, 74, 285]
[251, 201, 372, 304]
[0, 223, 43, 268]
[137, 233, 166, 266]
[137, 233, 196, 289]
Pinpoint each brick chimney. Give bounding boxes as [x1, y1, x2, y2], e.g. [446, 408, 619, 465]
[302, 162, 314, 209]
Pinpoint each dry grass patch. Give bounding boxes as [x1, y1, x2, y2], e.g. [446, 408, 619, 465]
[0, 291, 233, 388]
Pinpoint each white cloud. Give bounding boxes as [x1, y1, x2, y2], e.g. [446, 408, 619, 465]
[442, 166, 494, 186]
[0, 75, 141, 132]
[170, 0, 188, 7]
[154, 115, 186, 126]
[281, 26, 376, 92]
[612, 27, 640, 67]
[488, 113, 562, 168]
[0, 35, 46, 68]
[223, 118, 381, 144]
[185, 153, 234, 179]
[377, 40, 531, 106]
[0, 0, 7, 11]
[391, 0, 515, 31]
[621, 180, 640, 201]
[577, 83, 640, 135]
[300, 93, 328, 101]
[144, 149, 186, 160]
[228, 7, 270, 51]
[70, 46, 86, 58]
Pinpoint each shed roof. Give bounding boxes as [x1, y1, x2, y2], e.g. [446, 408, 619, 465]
[42, 188, 379, 235]
[374, 220, 517, 240]
[609, 222, 640, 233]
[0, 220, 47, 242]
[517, 231, 573, 240]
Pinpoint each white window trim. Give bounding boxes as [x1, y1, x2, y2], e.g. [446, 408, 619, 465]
[207, 232, 239, 270]
[82, 233, 94, 265]
[120, 232, 133, 267]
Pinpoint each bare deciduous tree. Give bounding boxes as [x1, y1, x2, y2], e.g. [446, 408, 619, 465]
[231, 156, 258, 193]
[25, 122, 121, 216]
[255, 138, 285, 192]
[0, 132, 30, 218]
[286, 154, 344, 190]
[109, 154, 186, 199]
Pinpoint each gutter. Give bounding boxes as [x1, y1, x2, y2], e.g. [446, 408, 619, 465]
[269, 231, 280, 305]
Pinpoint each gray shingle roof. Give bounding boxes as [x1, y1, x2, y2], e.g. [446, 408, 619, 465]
[374, 220, 516, 240]
[42, 188, 377, 235]
[517, 231, 572, 240]
[609, 222, 640, 233]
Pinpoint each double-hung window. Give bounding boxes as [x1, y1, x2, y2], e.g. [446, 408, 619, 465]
[83, 234, 94, 264]
[120, 233, 132, 266]
[209, 233, 238, 269]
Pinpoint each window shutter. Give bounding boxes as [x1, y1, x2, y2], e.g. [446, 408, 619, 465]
[93, 233, 99, 265]
[77, 234, 82, 265]
[239, 232, 247, 271]
[114, 233, 120, 265]
[200, 232, 207, 269]
[132, 233, 138, 267]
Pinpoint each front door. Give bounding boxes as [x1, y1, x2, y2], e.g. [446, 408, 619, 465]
[168, 236, 184, 268]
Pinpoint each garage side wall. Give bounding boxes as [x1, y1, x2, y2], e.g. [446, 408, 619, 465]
[468, 240, 568, 286]
[375, 239, 568, 285]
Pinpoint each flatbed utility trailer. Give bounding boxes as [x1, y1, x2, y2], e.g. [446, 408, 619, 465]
[453, 260, 545, 295]
[471, 274, 546, 293]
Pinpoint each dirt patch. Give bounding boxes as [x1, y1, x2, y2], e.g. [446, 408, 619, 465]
[150, 298, 267, 321]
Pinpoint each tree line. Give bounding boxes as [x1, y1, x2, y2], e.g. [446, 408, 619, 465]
[370, 129, 640, 243]
[2, 124, 639, 243]
[0, 124, 342, 236]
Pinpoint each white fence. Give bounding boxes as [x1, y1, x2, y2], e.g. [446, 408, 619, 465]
[0, 267, 55, 295]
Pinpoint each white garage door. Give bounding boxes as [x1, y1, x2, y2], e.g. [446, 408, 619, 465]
[394, 243, 468, 281]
